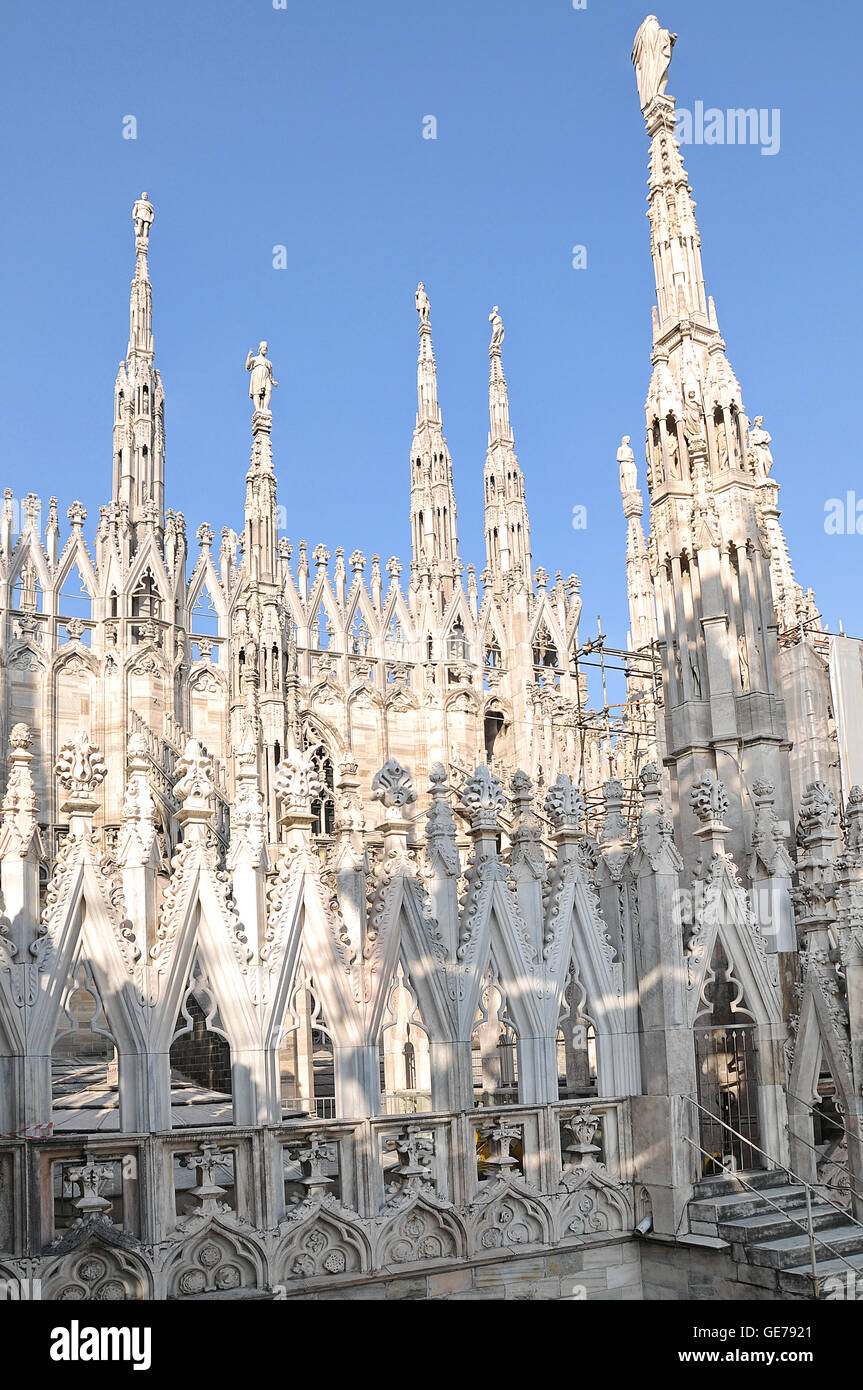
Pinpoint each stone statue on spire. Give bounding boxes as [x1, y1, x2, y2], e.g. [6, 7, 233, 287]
[617, 435, 637, 493]
[245, 341, 278, 413]
[748, 416, 774, 479]
[489, 306, 504, 352]
[132, 192, 154, 244]
[631, 15, 677, 111]
[415, 282, 430, 323]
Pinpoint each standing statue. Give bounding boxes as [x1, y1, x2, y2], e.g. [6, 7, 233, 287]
[489, 305, 504, 351]
[245, 342, 278, 413]
[682, 389, 705, 450]
[415, 282, 430, 323]
[748, 416, 774, 479]
[737, 634, 750, 690]
[631, 15, 677, 111]
[617, 435, 637, 493]
[132, 192, 154, 243]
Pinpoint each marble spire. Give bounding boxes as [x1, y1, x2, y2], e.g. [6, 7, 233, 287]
[409, 282, 460, 600]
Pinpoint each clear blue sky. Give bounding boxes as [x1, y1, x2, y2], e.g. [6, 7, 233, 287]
[1, 0, 861, 652]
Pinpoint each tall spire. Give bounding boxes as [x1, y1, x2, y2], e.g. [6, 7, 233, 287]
[409, 283, 460, 601]
[631, 18, 793, 872]
[244, 342, 279, 585]
[617, 435, 655, 654]
[112, 193, 165, 537]
[484, 306, 531, 589]
[632, 16, 706, 329]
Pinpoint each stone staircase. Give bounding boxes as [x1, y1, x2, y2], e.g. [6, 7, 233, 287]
[689, 1169, 863, 1296]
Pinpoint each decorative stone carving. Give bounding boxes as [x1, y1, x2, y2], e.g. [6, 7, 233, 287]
[274, 747, 322, 816]
[631, 14, 676, 110]
[245, 341, 278, 413]
[54, 731, 108, 803]
[459, 765, 507, 831]
[172, 739, 215, 807]
[544, 774, 585, 832]
[371, 758, 417, 817]
[689, 771, 729, 827]
[0, 723, 40, 855]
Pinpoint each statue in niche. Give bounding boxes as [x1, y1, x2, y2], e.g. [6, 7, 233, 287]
[415, 282, 430, 322]
[631, 15, 677, 110]
[737, 634, 750, 690]
[716, 421, 729, 471]
[489, 305, 504, 351]
[666, 426, 680, 479]
[748, 416, 774, 479]
[672, 640, 683, 690]
[245, 342, 278, 412]
[688, 650, 702, 697]
[682, 390, 705, 451]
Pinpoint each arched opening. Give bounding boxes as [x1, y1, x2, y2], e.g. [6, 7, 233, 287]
[694, 940, 762, 1173]
[279, 971, 336, 1119]
[169, 971, 233, 1127]
[484, 707, 505, 764]
[472, 975, 519, 1106]
[446, 620, 468, 663]
[51, 962, 117, 1129]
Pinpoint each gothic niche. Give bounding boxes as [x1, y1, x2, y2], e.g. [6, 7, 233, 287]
[694, 939, 761, 1173]
[169, 974, 233, 1124]
[51, 962, 117, 1126]
[278, 969, 336, 1118]
[532, 626, 559, 690]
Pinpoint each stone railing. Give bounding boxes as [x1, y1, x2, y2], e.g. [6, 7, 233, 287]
[0, 1099, 636, 1300]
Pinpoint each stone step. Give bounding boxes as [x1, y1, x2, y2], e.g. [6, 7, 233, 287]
[691, 1169, 791, 1201]
[690, 1183, 807, 1225]
[779, 1251, 863, 1297]
[745, 1223, 863, 1271]
[716, 1202, 841, 1245]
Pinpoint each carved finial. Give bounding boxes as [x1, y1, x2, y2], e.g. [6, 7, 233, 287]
[460, 765, 507, 832]
[425, 764, 459, 875]
[749, 778, 793, 879]
[0, 723, 40, 856]
[600, 777, 630, 845]
[119, 731, 158, 866]
[229, 735, 267, 867]
[54, 732, 107, 802]
[173, 739, 215, 807]
[796, 781, 840, 857]
[689, 771, 729, 828]
[844, 786, 863, 857]
[274, 747, 322, 817]
[372, 759, 416, 819]
[544, 774, 585, 832]
[67, 1155, 114, 1215]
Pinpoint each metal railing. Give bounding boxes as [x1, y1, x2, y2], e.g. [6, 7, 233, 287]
[684, 1095, 863, 1297]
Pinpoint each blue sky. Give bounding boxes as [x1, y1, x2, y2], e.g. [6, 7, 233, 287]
[1, 0, 861, 655]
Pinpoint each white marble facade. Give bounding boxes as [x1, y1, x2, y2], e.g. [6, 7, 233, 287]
[0, 18, 859, 1301]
